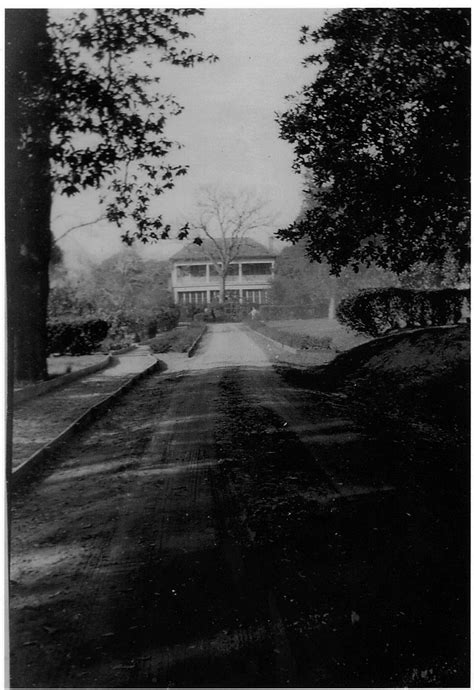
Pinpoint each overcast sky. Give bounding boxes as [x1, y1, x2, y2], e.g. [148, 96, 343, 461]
[53, 8, 330, 269]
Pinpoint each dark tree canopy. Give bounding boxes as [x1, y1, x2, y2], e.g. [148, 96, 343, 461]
[49, 9, 217, 243]
[277, 8, 470, 275]
[6, 9, 215, 381]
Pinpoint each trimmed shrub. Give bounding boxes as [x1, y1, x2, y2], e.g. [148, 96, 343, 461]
[47, 318, 109, 355]
[336, 287, 469, 338]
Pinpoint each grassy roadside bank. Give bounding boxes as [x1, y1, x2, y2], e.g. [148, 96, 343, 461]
[146, 323, 207, 354]
[246, 317, 369, 353]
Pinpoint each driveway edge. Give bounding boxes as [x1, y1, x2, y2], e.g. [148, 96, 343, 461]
[14, 355, 115, 405]
[243, 323, 299, 353]
[188, 325, 207, 357]
[11, 357, 165, 489]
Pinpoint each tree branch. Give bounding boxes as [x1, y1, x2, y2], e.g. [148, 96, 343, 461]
[53, 216, 107, 244]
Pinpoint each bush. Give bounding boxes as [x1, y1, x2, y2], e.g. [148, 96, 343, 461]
[47, 318, 109, 355]
[247, 320, 332, 350]
[178, 304, 204, 321]
[94, 306, 180, 344]
[154, 306, 180, 332]
[146, 308, 179, 338]
[336, 288, 469, 337]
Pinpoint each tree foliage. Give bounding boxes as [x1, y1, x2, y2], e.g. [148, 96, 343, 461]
[271, 242, 399, 307]
[277, 8, 470, 274]
[49, 250, 173, 340]
[47, 9, 217, 242]
[6, 8, 215, 380]
[86, 250, 172, 317]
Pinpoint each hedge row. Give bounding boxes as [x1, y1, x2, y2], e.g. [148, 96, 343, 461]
[336, 288, 470, 338]
[248, 320, 332, 350]
[47, 318, 109, 355]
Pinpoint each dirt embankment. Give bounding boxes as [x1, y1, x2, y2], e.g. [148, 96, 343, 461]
[282, 324, 469, 449]
[324, 324, 469, 382]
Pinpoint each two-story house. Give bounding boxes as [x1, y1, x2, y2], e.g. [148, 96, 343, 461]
[170, 238, 276, 305]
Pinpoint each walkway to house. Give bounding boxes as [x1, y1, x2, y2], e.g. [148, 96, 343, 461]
[12, 346, 157, 468]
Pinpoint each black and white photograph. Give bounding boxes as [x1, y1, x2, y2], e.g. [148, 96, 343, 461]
[5, 5, 470, 688]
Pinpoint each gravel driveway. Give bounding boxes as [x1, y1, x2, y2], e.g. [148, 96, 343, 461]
[9, 324, 469, 687]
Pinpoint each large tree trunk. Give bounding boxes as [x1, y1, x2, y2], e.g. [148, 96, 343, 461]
[219, 274, 226, 303]
[5, 9, 53, 382]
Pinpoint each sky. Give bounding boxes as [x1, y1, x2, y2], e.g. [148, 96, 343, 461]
[53, 8, 330, 270]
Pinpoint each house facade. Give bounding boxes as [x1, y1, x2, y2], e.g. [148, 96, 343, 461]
[170, 238, 276, 305]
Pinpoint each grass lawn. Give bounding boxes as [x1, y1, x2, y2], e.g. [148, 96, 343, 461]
[266, 318, 370, 351]
[47, 353, 108, 377]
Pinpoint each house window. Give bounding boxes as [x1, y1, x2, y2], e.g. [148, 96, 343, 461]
[177, 264, 206, 279]
[177, 291, 207, 305]
[242, 263, 272, 276]
[209, 263, 238, 277]
[210, 290, 220, 302]
[225, 289, 240, 301]
[243, 289, 269, 304]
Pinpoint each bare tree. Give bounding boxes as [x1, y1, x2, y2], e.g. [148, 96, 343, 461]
[189, 187, 271, 302]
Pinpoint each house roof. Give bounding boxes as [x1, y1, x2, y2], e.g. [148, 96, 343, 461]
[171, 237, 275, 262]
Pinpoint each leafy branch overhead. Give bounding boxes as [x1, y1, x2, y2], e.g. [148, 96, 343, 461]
[277, 8, 470, 274]
[24, 9, 218, 243]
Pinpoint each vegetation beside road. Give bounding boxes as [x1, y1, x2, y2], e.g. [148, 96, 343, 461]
[278, 9, 469, 274]
[280, 324, 470, 453]
[264, 318, 369, 352]
[247, 319, 333, 351]
[147, 323, 206, 354]
[246, 316, 369, 353]
[337, 286, 470, 337]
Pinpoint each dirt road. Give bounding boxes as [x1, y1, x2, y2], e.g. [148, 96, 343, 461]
[10, 324, 469, 687]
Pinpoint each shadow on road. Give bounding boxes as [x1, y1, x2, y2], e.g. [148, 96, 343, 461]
[9, 362, 470, 688]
